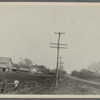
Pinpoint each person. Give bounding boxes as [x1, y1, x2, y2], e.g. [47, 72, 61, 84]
[14, 80, 20, 91]
[1, 79, 7, 93]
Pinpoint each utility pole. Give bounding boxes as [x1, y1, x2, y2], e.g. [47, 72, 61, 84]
[50, 32, 67, 87]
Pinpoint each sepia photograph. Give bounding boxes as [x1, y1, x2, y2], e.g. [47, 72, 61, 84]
[0, 2, 100, 97]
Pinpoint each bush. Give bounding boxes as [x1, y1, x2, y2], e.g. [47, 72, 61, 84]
[71, 70, 80, 78]
[71, 69, 99, 80]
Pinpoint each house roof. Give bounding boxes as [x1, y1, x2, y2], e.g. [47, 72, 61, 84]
[12, 67, 29, 71]
[0, 57, 12, 64]
[18, 67, 29, 71]
[12, 63, 29, 71]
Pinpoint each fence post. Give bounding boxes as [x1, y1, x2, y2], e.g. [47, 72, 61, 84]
[1, 80, 7, 93]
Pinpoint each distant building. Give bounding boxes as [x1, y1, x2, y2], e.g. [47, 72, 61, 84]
[30, 64, 44, 74]
[30, 67, 39, 73]
[0, 57, 44, 73]
[12, 63, 29, 72]
[0, 57, 29, 72]
[0, 57, 13, 72]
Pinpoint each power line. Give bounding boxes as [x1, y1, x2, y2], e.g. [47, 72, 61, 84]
[50, 32, 67, 87]
[50, 43, 67, 45]
[49, 46, 67, 49]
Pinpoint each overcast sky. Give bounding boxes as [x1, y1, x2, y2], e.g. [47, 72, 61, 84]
[0, 3, 100, 73]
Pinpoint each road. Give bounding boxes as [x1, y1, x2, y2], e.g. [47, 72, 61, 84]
[41, 75, 100, 94]
[67, 75, 100, 89]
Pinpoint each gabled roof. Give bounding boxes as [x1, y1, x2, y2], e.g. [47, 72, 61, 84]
[0, 57, 12, 64]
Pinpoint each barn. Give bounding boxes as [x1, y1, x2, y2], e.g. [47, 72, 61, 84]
[0, 57, 13, 72]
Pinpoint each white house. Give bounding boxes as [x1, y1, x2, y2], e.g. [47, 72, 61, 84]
[0, 57, 13, 72]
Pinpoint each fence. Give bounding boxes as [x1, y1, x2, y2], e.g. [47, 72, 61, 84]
[0, 75, 55, 94]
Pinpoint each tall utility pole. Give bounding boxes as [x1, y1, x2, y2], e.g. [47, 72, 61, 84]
[50, 32, 67, 87]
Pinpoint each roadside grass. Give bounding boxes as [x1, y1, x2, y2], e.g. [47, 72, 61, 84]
[26, 77, 100, 95]
[6, 76, 100, 95]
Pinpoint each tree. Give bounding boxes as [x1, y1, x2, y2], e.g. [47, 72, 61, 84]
[71, 70, 80, 78]
[79, 69, 95, 79]
[71, 68, 98, 79]
[50, 69, 56, 74]
[19, 58, 33, 69]
[43, 68, 51, 74]
[88, 62, 100, 76]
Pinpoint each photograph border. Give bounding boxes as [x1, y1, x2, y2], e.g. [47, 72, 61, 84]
[0, 2, 100, 99]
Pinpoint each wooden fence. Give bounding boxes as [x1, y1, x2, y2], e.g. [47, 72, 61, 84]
[0, 76, 55, 94]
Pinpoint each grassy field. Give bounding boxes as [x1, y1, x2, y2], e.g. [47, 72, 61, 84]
[0, 72, 54, 82]
[1, 72, 100, 95]
[0, 72, 55, 94]
[8, 76, 100, 95]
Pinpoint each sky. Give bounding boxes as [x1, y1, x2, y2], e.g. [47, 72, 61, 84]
[0, 3, 100, 73]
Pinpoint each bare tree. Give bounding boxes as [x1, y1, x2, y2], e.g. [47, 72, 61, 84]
[88, 62, 100, 76]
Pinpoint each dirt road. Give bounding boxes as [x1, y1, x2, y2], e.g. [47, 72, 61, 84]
[67, 75, 100, 89]
[42, 76, 100, 95]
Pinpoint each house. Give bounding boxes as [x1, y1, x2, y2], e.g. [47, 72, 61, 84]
[17, 67, 29, 72]
[12, 63, 29, 72]
[0, 57, 29, 72]
[0, 57, 45, 73]
[30, 67, 38, 73]
[0, 57, 13, 72]
[29, 64, 45, 74]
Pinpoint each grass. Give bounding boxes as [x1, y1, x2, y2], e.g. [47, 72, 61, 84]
[0, 72, 55, 94]
[43, 77, 100, 95]
[1, 72, 100, 95]
[9, 76, 100, 95]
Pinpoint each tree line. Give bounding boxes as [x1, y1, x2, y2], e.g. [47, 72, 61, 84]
[71, 61, 100, 80]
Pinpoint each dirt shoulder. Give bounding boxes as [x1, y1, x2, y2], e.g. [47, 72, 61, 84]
[41, 76, 100, 95]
